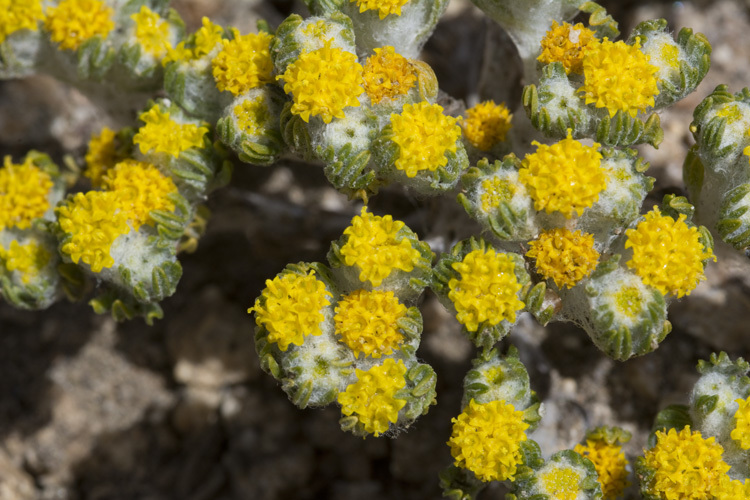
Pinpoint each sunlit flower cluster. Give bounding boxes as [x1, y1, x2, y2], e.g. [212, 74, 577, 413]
[212, 29, 274, 96]
[134, 105, 209, 157]
[362, 46, 416, 104]
[538, 21, 597, 74]
[527, 228, 600, 289]
[44, 0, 114, 51]
[461, 100, 513, 151]
[0, 156, 53, 231]
[0, 0, 44, 44]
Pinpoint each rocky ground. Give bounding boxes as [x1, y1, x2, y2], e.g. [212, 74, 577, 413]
[1, 0, 750, 499]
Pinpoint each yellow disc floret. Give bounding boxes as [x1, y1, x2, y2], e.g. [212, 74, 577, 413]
[351, 0, 409, 20]
[339, 208, 422, 287]
[362, 46, 417, 104]
[133, 105, 209, 157]
[574, 440, 630, 499]
[44, 0, 114, 51]
[250, 270, 331, 351]
[212, 29, 274, 96]
[102, 159, 177, 231]
[0, 240, 50, 284]
[56, 191, 130, 273]
[462, 100, 513, 151]
[84, 127, 119, 188]
[625, 207, 714, 298]
[448, 248, 524, 332]
[526, 228, 600, 289]
[448, 399, 528, 482]
[539, 468, 584, 500]
[538, 21, 597, 74]
[334, 289, 407, 358]
[131, 6, 171, 60]
[642, 426, 730, 500]
[0, 0, 44, 44]
[744, 128, 750, 165]
[234, 96, 271, 136]
[0, 156, 53, 231]
[164, 17, 224, 63]
[338, 358, 407, 436]
[579, 38, 660, 118]
[480, 176, 515, 213]
[390, 102, 461, 178]
[518, 133, 606, 218]
[731, 396, 750, 450]
[279, 41, 364, 123]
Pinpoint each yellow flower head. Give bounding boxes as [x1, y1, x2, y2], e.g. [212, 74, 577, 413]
[102, 159, 177, 231]
[56, 191, 130, 273]
[527, 228, 600, 289]
[351, 0, 409, 20]
[133, 105, 209, 157]
[362, 46, 417, 104]
[716, 475, 750, 500]
[334, 289, 407, 358]
[390, 101, 461, 178]
[250, 270, 332, 351]
[234, 96, 271, 136]
[337, 358, 407, 436]
[448, 248, 524, 332]
[131, 6, 171, 60]
[579, 38, 660, 118]
[574, 440, 630, 499]
[0, 0, 44, 44]
[462, 100, 513, 151]
[279, 41, 363, 123]
[0, 240, 50, 284]
[45, 0, 114, 51]
[539, 467, 584, 500]
[84, 127, 119, 187]
[339, 208, 422, 287]
[212, 29, 274, 96]
[744, 128, 750, 165]
[731, 396, 750, 450]
[538, 21, 597, 74]
[448, 399, 529, 482]
[0, 156, 53, 231]
[642, 426, 730, 500]
[164, 17, 224, 63]
[519, 133, 606, 218]
[480, 176, 515, 213]
[625, 207, 715, 298]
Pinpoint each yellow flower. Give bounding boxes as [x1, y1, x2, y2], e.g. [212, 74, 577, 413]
[538, 21, 597, 74]
[0, 0, 44, 44]
[744, 128, 750, 165]
[527, 228, 600, 289]
[0, 156, 53, 231]
[164, 17, 224, 64]
[625, 207, 714, 298]
[730, 396, 750, 450]
[250, 270, 332, 351]
[539, 467, 584, 500]
[102, 159, 177, 231]
[448, 248, 524, 332]
[518, 133, 606, 218]
[574, 439, 630, 499]
[133, 105, 209, 157]
[339, 208, 422, 287]
[84, 127, 119, 188]
[479, 176, 515, 213]
[390, 101, 461, 178]
[448, 399, 528, 482]
[350, 0, 409, 20]
[642, 426, 730, 500]
[0, 240, 50, 284]
[279, 41, 363, 123]
[334, 289, 407, 358]
[131, 5, 171, 60]
[212, 29, 274, 96]
[579, 38, 660, 118]
[362, 46, 416, 104]
[337, 358, 407, 436]
[56, 191, 131, 273]
[716, 475, 750, 500]
[45, 0, 114, 51]
[234, 96, 271, 136]
[461, 101, 513, 151]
